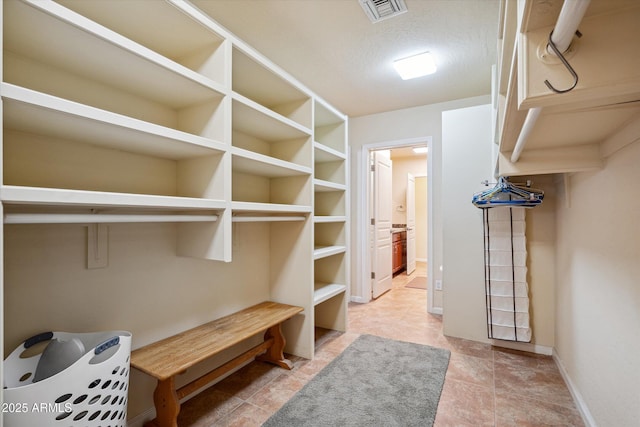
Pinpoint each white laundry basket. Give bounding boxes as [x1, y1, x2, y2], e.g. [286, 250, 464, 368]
[3, 330, 131, 427]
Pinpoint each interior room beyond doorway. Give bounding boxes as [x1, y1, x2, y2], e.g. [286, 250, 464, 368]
[369, 143, 429, 301]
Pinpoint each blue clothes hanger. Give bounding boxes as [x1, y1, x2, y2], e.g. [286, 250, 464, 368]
[472, 177, 544, 209]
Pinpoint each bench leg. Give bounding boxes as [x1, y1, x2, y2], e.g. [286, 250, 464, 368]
[145, 376, 180, 427]
[257, 323, 294, 370]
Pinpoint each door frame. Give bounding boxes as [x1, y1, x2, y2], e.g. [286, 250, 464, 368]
[353, 136, 437, 314]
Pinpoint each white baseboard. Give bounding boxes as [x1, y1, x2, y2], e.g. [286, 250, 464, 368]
[350, 295, 369, 304]
[552, 350, 597, 427]
[428, 306, 443, 315]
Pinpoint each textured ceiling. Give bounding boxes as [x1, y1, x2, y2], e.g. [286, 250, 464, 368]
[192, 0, 500, 117]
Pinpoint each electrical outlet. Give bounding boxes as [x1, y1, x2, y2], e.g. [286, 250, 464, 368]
[435, 280, 442, 291]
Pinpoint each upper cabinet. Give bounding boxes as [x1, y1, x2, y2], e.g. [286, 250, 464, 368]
[494, 0, 640, 177]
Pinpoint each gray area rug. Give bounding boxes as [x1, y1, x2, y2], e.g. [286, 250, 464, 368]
[262, 334, 450, 427]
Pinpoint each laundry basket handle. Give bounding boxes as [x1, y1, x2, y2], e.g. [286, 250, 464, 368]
[24, 331, 54, 349]
[95, 336, 120, 355]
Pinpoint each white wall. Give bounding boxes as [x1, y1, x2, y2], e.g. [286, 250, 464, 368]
[349, 95, 490, 308]
[554, 140, 640, 426]
[441, 104, 493, 341]
[441, 104, 557, 348]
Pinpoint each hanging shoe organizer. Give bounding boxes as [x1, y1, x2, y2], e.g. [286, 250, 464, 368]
[472, 177, 544, 342]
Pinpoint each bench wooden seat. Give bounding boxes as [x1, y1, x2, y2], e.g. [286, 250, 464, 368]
[131, 301, 304, 427]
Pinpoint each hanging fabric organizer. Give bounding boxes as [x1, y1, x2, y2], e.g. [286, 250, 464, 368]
[472, 177, 544, 343]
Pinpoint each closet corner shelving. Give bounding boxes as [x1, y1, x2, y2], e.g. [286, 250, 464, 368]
[2, 0, 350, 362]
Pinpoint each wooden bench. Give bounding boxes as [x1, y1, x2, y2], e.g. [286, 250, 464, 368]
[130, 301, 304, 427]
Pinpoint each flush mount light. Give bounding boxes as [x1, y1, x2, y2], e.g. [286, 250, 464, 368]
[412, 146, 428, 154]
[393, 52, 437, 80]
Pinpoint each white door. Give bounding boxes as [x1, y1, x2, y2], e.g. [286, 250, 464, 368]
[372, 150, 393, 298]
[406, 173, 416, 275]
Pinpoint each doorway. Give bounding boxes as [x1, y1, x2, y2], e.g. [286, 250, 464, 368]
[354, 136, 436, 313]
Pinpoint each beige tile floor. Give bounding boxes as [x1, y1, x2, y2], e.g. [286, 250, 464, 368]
[178, 262, 584, 426]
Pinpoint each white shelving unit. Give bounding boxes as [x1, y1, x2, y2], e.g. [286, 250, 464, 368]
[312, 100, 349, 334]
[1, 0, 349, 370]
[494, 0, 640, 177]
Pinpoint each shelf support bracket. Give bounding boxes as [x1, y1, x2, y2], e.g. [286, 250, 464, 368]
[87, 223, 109, 269]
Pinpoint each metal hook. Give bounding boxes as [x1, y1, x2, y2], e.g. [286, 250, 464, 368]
[543, 30, 581, 94]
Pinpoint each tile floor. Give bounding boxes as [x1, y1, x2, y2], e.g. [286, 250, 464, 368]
[178, 262, 584, 426]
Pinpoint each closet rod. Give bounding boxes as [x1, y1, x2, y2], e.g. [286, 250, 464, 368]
[510, 0, 591, 163]
[232, 216, 306, 223]
[4, 213, 219, 224]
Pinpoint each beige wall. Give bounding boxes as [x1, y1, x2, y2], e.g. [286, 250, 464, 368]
[4, 222, 272, 419]
[415, 177, 428, 261]
[554, 139, 640, 426]
[349, 95, 491, 308]
[391, 156, 428, 260]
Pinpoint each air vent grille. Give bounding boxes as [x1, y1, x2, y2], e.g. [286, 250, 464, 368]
[359, 0, 408, 23]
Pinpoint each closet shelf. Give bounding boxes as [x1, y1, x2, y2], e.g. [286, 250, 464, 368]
[313, 245, 347, 260]
[5, 0, 226, 109]
[231, 147, 312, 178]
[313, 282, 347, 306]
[231, 201, 312, 215]
[232, 94, 311, 141]
[313, 215, 347, 224]
[55, 0, 228, 85]
[314, 99, 344, 127]
[1, 84, 226, 159]
[232, 215, 306, 223]
[4, 212, 219, 225]
[0, 186, 226, 211]
[314, 141, 346, 162]
[231, 45, 311, 127]
[314, 179, 346, 192]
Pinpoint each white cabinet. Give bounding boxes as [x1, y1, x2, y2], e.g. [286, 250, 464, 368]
[2, 0, 349, 361]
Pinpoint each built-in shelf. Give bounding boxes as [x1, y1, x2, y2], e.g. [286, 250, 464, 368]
[314, 282, 347, 306]
[314, 141, 346, 162]
[314, 179, 346, 193]
[314, 216, 347, 223]
[2, 84, 226, 159]
[2, 0, 349, 363]
[494, 0, 640, 177]
[313, 245, 347, 260]
[232, 147, 312, 178]
[231, 45, 312, 130]
[1, 185, 226, 211]
[232, 95, 311, 142]
[4, 0, 226, 109]
[55, 0, 229, 86]
[231, 201, 312, 215]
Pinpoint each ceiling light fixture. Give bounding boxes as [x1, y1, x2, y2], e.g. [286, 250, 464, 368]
[393, 52, 437, 80]
[412, 146, 428, 154]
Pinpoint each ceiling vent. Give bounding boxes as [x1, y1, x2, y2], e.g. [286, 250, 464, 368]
[359, 0, 408, 23]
